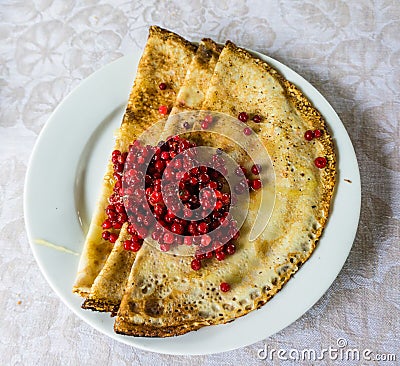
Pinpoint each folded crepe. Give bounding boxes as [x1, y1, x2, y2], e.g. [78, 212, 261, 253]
[81, 38, 222, 313]
[73, 26, 197, 297]
[113, 41, 335, 337]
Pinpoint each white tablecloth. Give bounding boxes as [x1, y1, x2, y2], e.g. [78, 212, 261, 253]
[1, 1, 399, 364]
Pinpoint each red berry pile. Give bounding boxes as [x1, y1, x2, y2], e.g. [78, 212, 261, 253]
[122, 136, 241, 263]
[102, 133, 263, 282]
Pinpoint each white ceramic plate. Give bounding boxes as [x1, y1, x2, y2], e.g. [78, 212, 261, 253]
[24, 49, 361, 355]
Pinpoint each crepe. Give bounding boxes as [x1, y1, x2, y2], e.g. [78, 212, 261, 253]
[171, 39, 222, 114]
[73, 26, 197, 296]
[81, 39, 222, 313]
[114, 41, 336, 337]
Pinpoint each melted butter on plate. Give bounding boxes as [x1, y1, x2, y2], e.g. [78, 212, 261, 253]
[35, 239, 80, 256]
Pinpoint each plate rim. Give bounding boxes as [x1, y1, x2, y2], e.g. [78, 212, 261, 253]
[24, 48, 361, 355]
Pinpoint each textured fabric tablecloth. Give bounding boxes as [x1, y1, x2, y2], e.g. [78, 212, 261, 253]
[1, 1, 399, 365]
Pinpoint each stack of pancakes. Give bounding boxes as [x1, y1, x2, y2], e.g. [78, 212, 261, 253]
[73, 26, 335, 337]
